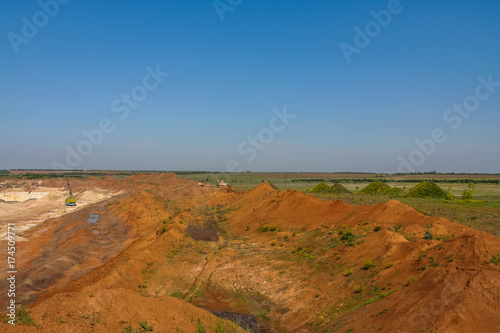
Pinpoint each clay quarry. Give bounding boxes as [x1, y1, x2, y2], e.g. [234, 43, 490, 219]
[1, 172, 500, 332]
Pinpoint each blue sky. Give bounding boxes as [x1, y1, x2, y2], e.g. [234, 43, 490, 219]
[1, 0, 499, 172]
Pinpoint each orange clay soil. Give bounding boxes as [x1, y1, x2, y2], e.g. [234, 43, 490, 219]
[1, 177, 499, 332]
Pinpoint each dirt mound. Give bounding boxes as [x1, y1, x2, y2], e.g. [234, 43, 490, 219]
[408, 180, 446, 198]
[1, 287, 244, 332]
[309, 182, 351, 194]
[230, 184, 444, 234]
[358, 180, 392, 195]
[342, 234, 500, 332]
[309, 182, 330, 193]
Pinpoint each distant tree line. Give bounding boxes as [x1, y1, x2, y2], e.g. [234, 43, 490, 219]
[292, 178, 500, 184]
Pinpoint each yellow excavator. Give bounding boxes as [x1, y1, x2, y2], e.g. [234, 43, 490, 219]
[65, 179, 76, 206]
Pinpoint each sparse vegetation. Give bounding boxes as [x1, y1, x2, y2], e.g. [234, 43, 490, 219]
[363, 259, 374, 270]
[424, 229, 434, 240]
[196, 318, 207, 333]
[139, 321, 153, 331]
[406, 276, 416, 285]
[16, 306, 36, 326]
[491, 253, 500, 266]
[258, 225, 269, 232]
[430, 256, 439, 267]
[462, 182, 475, 200]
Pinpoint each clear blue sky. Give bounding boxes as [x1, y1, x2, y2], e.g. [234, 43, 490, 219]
[1, 0, 499, 173]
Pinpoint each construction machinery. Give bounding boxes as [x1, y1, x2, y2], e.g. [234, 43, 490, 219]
[65, 179, 76, 206]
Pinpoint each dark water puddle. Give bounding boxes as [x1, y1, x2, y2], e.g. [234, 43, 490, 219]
[87, 214, 101, 235]
[205, 310, 274, 333]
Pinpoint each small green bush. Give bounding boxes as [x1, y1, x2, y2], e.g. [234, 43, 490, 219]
[258, 226, 269, 232]
[363, 259, 374, 270]
[462, 182, 475, 200]
[139, 321, 153, 331]
[491, 253, 500, 266]
[406, 276, 416, 285]
[196, 318, 207, 333]
[374, 226, 381, 232]
[424, 229, 434, 240]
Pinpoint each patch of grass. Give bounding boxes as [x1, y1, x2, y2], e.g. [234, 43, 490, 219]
[350, 290, 397, 313]
[122, 324, 141, 333]
[373, 226, 381, 232]
[354, 285, 363, 293]
[170, 292, 183, 298]
[430, 256, 439, 267]
[344, 268, 353, 276]
[258, 225, 269, 232]
[196, 318, 207, 333]
[385, 262, 394, 268]
[404, 235, 417, 242]
[436, 234, 451, 241]
[393, 224, 404, 233]
[491, 253, 500, 266]
[215, 318, 224, 333]
[16, 306, 36, 326]
[406, 276, 416, 286]
[139, 321, 153, 331]
[379, 308, 389, 315]
[363, 259, 374, 270]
